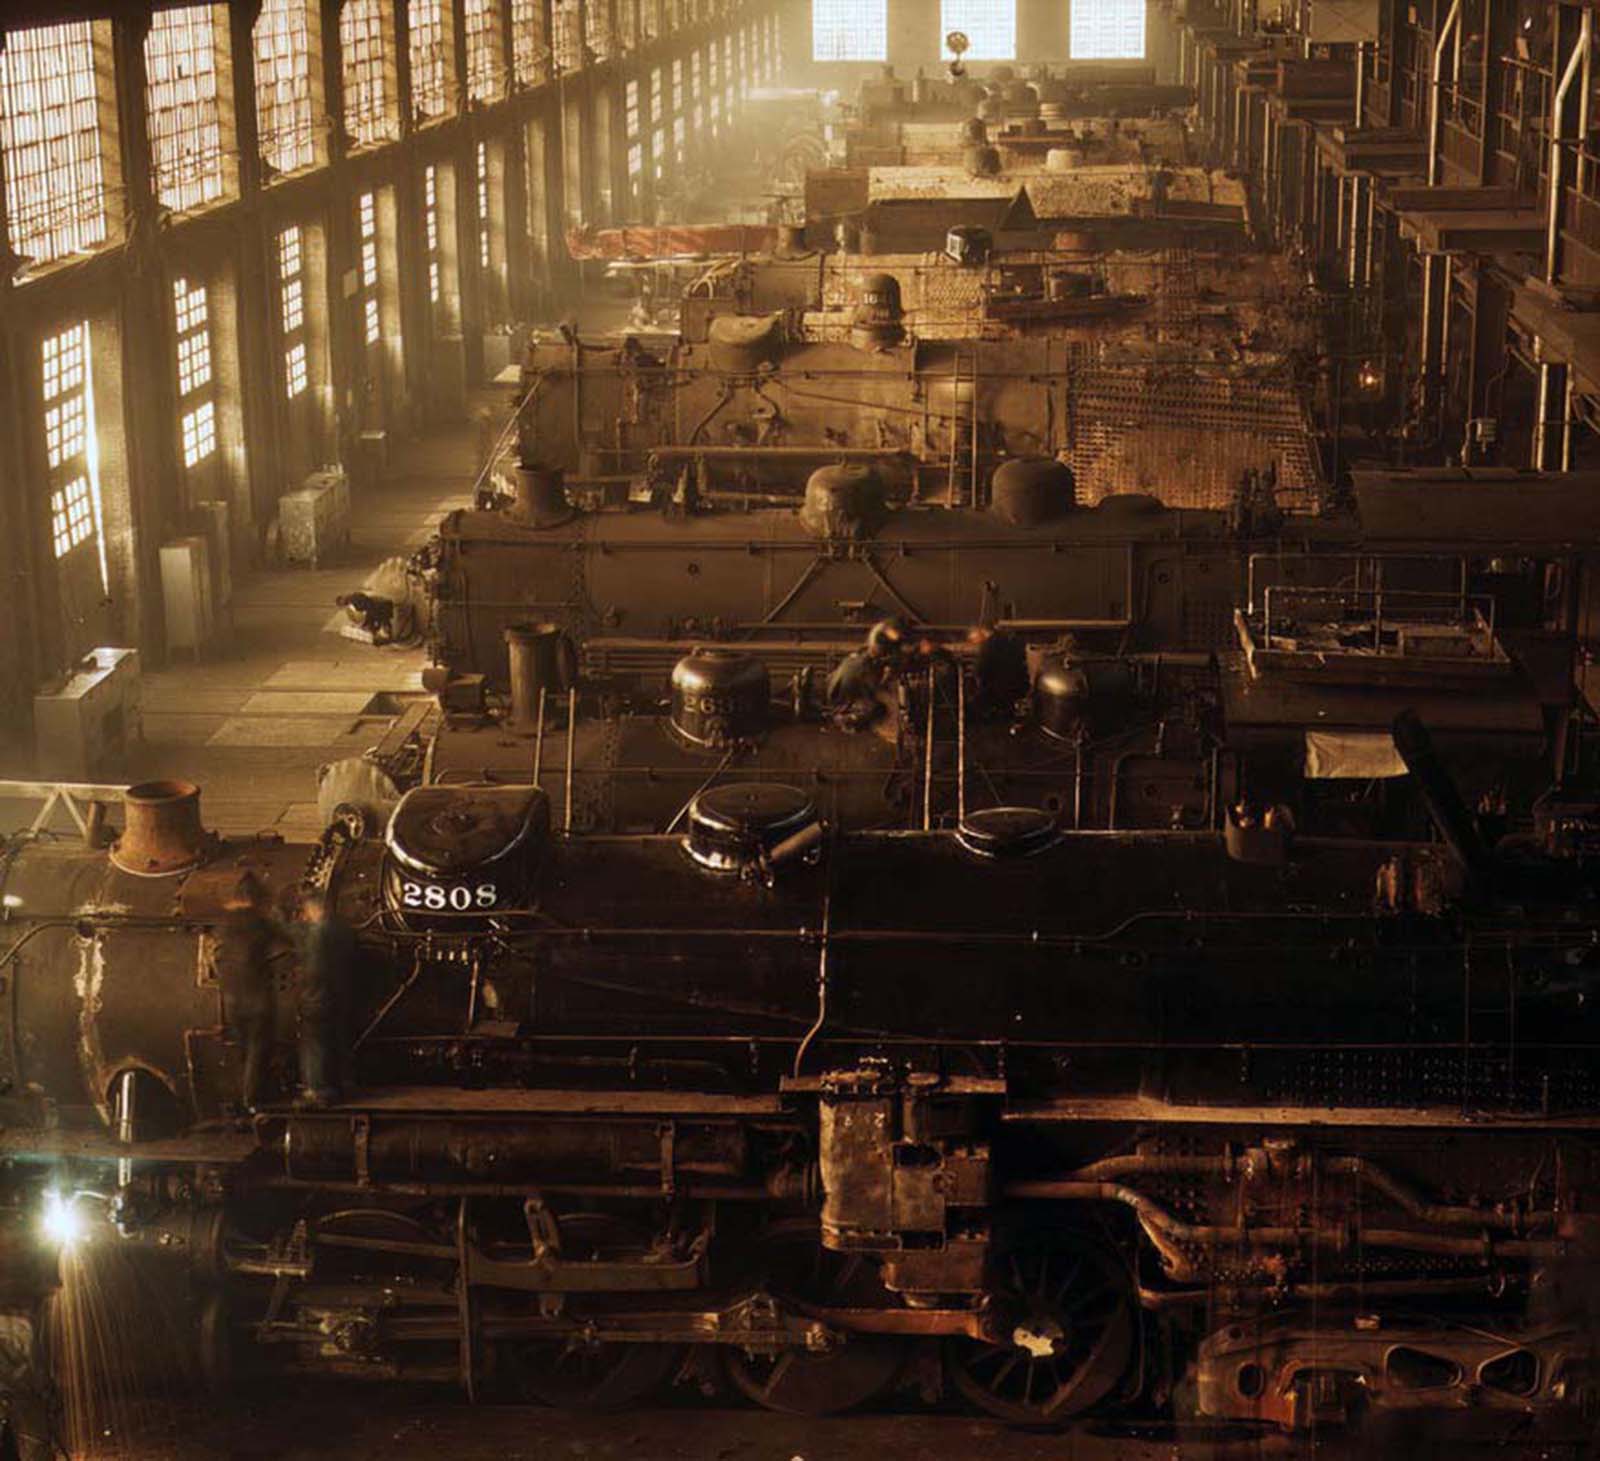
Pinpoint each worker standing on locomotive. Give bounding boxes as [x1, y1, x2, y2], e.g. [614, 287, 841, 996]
[215, 871, 291, 1115]
[294, 888, 359, 1109]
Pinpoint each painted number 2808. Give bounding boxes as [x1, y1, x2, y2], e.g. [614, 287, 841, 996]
[400, 882, 498, 911]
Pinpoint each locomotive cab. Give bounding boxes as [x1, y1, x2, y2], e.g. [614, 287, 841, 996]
[383, 784, 550, 927]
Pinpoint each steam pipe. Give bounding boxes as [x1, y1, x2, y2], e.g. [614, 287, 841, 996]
[1547, 5, 1593, 285]
[1426, 0, 1461, 188]
[563, 686, 577, 834]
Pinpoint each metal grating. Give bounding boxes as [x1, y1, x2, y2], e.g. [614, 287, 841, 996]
[813, 0, 886, 61]
[510, 0, 548, 87]
[253, 0, 315, 174]
[1069, 0, 1144, 60]
[409, 0, 453, 119]
[1064, 352, 1320, 512]
[0, 21, 109, 268]
[145, 6, 227, 212]
[465, 0, 504, 103]
[340, 0, 397, 146]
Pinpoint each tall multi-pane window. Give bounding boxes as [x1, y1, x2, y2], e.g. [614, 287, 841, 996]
[691, 50, 704, 139]
[409, 0, 452, 119]
[253, 0, 316, 174]
[552, 0, 582, 72]
[340, 0, 397, 146]
[1070, 0, 1145, 58]
[357, 192, 381, 344]
[650, 69, 665, 182]
[671, 58, 683, 116]
[940, 0, 1015, 60]
[145, 6, 229, 211]
[173, 278, 218, 469]
[423, 165, 441, 306]
[0, 22, 110, 269]
[584, 0, 613, 64]
[277, 224, 309, 398]
[511, 0, 548, 86]
[475, 144, 491, 270]
[465, 0, 504, 103]
[42, 322, 106, 588]
[812, 0, 886, 60]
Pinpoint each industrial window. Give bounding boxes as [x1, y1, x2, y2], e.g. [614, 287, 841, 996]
[813, 0, 886, 61]
[625, 79, 640, 141]
[941, 0, 1014, 60]
[671, 58, 683, 115]
[618, 0, 637, 52]
[41, 322, 105, 585]
[253, 0, 315, 174]
[357, 191, 380, 343]
[584, 0, 613, 64]
[465, 0, 504, 103]
[651, 126, 664, 180]
[738, 29, 747, 96]
[277, 224, 309, 397]
[650, 67, 662, 125]
[423, 165, 441, 305]
[710, 93, 720, 135]
[552, 0, 581, 73]
[642, 0, 660, 44]
[0, 22, 110, 269]
[409, 0, 452, 119]
[145, 6, 228, 212]
[672, 114, 685, 165]
[691, 49, 702, 102]
[173, 276, 219, 469]
[510, 0, 549, 86]
[475, 143, 491, 270]
[340, 0, 397, 146]
[1069, 0, 1144, 59]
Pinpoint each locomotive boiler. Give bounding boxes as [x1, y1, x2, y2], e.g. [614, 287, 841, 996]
[4, 726, 1600, 1439]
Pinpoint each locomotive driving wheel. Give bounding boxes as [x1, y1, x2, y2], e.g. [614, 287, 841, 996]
[947, 1239, 1135, 1425]
[506, 1215, 679, 1411]
[721, 1224, 907, 1415]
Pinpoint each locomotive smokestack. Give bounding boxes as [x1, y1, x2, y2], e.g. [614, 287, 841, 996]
[509, 465, 570, 527]
[111, 780, 207, 875]
[504, 623, 573, 729]
[1391, 709, 1491, 889]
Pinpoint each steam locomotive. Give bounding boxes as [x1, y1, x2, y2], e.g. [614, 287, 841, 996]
[2, 700, 1599, 1438]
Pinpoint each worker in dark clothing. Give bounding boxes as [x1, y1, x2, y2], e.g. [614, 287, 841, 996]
[335, 591, 396, 644]
[970, 625, 1029, 715]
[214, 871, 290, 1114]
[825, 618, 906, 728]
[294, 888, 359, 1109]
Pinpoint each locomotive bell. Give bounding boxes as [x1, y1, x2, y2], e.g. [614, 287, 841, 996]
[800, 464, 886, 539]
[1037, 78, 1072, 122]
[1000, 79, 1040, 118]
[670, 649, 771, 748]
[849, 273, 904, 351]
[685, 782, 820, 876]
[111, 780, 209, 876]
[990, 457, 1076, 527]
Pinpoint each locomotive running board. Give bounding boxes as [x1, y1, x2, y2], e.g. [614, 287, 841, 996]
[1004, 1096, 1600, 1129]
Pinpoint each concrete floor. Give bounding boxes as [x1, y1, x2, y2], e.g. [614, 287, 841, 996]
[3, 415, 481, 839]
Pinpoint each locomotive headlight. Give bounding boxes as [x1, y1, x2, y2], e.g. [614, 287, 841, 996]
[2, 894, 21, 909]
[40, 1189, 85, 1248]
